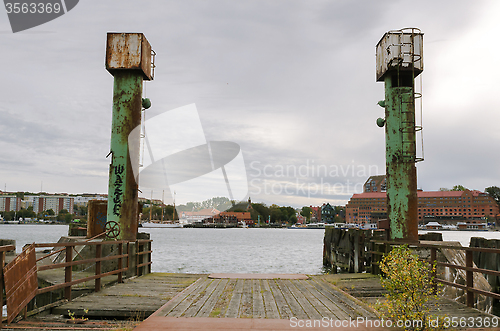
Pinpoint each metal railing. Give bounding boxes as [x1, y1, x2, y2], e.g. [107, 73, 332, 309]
[35, 240, 131, 299]
[1, 238, 152, 327]
[370, 240, 500, 308]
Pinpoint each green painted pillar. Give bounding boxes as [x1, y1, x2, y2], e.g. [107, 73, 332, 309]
[376, 28, 423, 242]
[384, 74, 418, 241]
[105, 33, 154, 241]
[107, 71, 143, 240]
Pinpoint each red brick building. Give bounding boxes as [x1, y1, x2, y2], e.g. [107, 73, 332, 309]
[346, 189, 499, 226]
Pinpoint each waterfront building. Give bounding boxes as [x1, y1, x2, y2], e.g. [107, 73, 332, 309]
[33, 195, 74, 215]
[180, 208, 220, 223]
[74, 194, 107, 206]
[295, 213, 306, 224]
[321, 203, 335, 223]
[0, 195, 22, 212]
[363, 175, 387, 193]
[346, 188, 499, 226]
[309, 206, 322, 222]
[205, 211, 253, 225]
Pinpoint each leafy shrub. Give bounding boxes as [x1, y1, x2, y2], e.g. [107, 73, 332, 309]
[378, 245, 439, 330]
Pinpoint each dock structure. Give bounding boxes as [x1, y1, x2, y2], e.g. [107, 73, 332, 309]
[5, 273, 500, 331]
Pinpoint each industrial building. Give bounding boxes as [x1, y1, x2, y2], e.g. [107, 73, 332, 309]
[346, 184, 499, 226]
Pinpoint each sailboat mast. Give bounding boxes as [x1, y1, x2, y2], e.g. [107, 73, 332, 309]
[161, 190, 164, 222]
[149, 190, 153, 221]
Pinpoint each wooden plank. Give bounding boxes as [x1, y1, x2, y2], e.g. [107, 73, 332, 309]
[196, 278, 229, 317]
[311, 278, 376, 318]
[252, 280, 265, 319]
[292, 280, 333, 319]
[183, 279, 221, 317]
[268, 279, 293, 319]
[214, 279, 237, 317]
[284, 280, 322, 319]
[157, 277, 209, 316]
[304, 279, 353, 319]
[225, 279, 244, 318]
[240, 279, 253, 317]
[261, 280, 280, 319]
[168, 278, 213, 317]
[301, 279, 351, 320]
[276, 279, 308, 319]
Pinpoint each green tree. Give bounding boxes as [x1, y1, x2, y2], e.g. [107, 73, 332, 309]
[164, 205, 178, 220]
[45, 209, 55, 216]
[300, 206, 312, 222]
[485, 186, 500, 208]
[64, 213, 73, 223]
[270, 208, 283, 224]
[451, 185, 467, 191]
[251, 203, 270, 223]
[4, 211, 15, 221]
[57, 209, 70, 222]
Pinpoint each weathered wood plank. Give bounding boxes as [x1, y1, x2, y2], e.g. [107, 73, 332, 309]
[305, 279, 354, 319]
[252, 280, 265, 319]
[268, 279, 293, 319]
[276, 279, 308, 319]
[301, 279, 351, 320]
[225, 279, 244, 318]
[183, 279, 221, 317]
[293, 280, 333, 319]
[311, 278, 376, 318]
[156, 277, 208, 316]
[261, 280, 280, 319]
[196, 278, 229, 317]
[240, 279, 253, 317]
[168, 278, 214, 317]
[284, 280, 322, 320]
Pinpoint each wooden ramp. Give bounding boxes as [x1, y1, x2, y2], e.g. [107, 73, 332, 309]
[151, 274, 378, 320]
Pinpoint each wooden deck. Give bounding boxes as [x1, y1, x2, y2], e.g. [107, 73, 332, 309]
[5, 273, 500, 330]
[152, 274, 378, 320]
[51, 273, 202, 319]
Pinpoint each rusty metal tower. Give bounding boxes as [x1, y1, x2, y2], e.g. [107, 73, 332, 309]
[105, 33, 155, 240]
[376, 28, 423, 241]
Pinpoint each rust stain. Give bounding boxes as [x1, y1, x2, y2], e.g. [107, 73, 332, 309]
[3, 244, 38, 323]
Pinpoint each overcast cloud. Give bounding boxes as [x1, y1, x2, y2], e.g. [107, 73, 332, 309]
[1, 0, 499, 208]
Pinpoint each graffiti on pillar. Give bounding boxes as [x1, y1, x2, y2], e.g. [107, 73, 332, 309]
[113, 164, 125, 216]
[96, 211, 107, 228]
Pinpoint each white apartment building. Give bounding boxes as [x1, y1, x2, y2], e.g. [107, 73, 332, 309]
[33, 195, 74, 214]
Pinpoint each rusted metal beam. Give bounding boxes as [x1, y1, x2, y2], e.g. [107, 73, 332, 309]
[1, 250, 4, 330]
[95, 244, 102, 292]
[37, 267, 130, 295]
[65, 246, 72, 300]
[466, 250, 474, 307]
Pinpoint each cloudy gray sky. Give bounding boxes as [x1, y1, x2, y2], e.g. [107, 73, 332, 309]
[1, 0, 499, 208]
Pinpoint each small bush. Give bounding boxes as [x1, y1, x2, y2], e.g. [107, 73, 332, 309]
[378, 245, 439, 330]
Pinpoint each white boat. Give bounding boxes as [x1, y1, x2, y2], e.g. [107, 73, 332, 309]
[141, 222, 183, 228]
